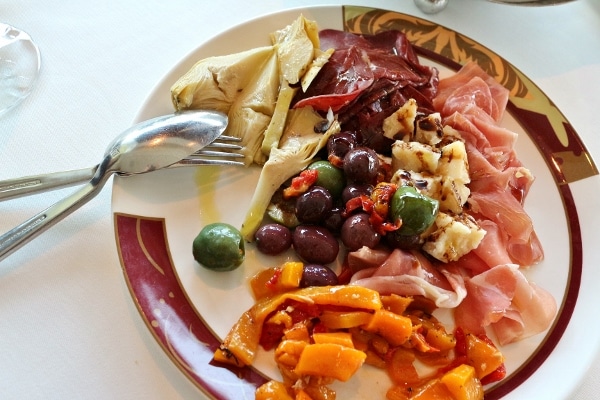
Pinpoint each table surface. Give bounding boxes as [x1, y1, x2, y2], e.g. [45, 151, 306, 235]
[1, 1, 599, 399]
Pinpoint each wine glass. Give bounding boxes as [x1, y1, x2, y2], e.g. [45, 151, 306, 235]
[413, 0, 449, 13]
[413, 0, 576, 14]
[0, 23, 41, 116]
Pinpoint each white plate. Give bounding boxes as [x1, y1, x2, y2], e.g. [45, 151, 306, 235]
[111, 5, 600, 399]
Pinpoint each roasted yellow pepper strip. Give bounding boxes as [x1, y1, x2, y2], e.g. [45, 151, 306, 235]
[214, 285, 382, 367]
[294, 343, 367, 382]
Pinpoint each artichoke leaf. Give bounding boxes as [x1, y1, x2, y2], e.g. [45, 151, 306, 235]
[271, 15, 320, 85]
[170, 46, 275, 112]
[261, 80, 298, 157]
[241, 107, 340, 241]
[225, 52, 280, 165]
[227, 107, 271, 166]
[301, 48, 334, 92]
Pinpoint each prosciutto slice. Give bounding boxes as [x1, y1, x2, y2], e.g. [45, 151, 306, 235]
[454, 264, 557, 345]
[433, 61, 509, 122]
[434, 61, 543, 268]
[349, 248, 467, 308]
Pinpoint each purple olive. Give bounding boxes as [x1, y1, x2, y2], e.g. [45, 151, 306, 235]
[300, 264, 339, 287]
[292, 225, 339, 265]
[254, 223, 292, 255]
[343, 147, 380, 185]
[340, 212, 380, 251]
[295, 186, 333, 224]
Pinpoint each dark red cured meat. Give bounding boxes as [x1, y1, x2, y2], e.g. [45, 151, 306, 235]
[293, 29, 439, 154]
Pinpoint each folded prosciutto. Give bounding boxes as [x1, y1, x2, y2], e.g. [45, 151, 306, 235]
[435, 61, 543, 268]
[349, 247, 467, 308]
[454, 264, 557, 345]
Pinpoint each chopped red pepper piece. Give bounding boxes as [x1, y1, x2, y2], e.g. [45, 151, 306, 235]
[481, 363, 506, 385]
[283, 169, 319, 199]
[265, 268, 282, 290]
[342, 194, 373, 217]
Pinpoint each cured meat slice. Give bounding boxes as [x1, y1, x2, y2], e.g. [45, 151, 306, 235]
[349, 248, 467, 308]
[346, 245, 392, 273]
[454, 264, 556, 345]
[434, 61, 509, 122]
[294, 45, 374, 113]
[293, 29, 439, 153]
[471, 219, 513, 269]
[440, 76, 495, 120]
[469, 166, 534, 204]
[444, 111, 515, 172]
[468, 188, 543, 266]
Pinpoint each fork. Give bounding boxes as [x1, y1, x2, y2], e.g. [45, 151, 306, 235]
[0, 135, 245, 201]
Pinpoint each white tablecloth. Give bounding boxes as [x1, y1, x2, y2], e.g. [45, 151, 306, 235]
[1, 1, 599, 398]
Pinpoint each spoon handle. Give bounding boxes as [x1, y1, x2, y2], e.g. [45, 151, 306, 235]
[0, 166, 98, 201]
[0, 171, 109, 262]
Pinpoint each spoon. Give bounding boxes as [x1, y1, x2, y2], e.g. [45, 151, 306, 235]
[0, 110, 228, 262]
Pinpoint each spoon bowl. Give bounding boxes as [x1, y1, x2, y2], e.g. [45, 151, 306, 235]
[103, 110, 227, 176]
[0, 110, 228, 261]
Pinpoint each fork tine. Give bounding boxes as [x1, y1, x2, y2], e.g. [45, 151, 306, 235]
[171, 134, 246, 167]
[189, 150, 245, 158]
[174, 158, 245, 166]
[214, 135, 241, 141]
[202, 142, 244, 151]
[205, 143, 243, 150]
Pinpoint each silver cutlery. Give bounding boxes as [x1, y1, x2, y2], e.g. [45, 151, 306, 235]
[0, 110, 238, 261]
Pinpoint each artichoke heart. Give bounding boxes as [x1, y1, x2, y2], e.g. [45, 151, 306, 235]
[241, 107, 340, 241]
[227, 52, 279, 165]
[270, 14, 320, 85]
[170, 15, 327, 167]
[171, 46, 275, 112]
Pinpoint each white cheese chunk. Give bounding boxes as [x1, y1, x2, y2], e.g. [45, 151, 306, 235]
[382, 98, 418, 140]
[436, 140, 470, 184]
[423, 212, 486, 263]
[414, 112, 443, 146]
[391, 140, 440, 174]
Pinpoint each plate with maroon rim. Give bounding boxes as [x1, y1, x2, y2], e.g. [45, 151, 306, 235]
[111, 5, 599, 400]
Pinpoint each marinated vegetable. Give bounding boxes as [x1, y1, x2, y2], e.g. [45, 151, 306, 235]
[216, 273, 503, 399]
[254, 223, 292, 255]
[192, 223, 245, 271]
[390, 185, 439, 237]
[240, 107, 340, 241]
[171, 15, 329, 166]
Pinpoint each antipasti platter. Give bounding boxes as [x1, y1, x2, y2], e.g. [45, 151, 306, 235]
[111, 5, 598, 400]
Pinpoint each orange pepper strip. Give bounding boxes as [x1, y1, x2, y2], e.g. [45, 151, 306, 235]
[255, 380, 294, 400]
[362, 309, 412, 347]
[294, 343, 366, 382]
[214, 285, 382, 367]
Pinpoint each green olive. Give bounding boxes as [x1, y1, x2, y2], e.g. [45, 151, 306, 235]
[307, 160, 346, 199]
[266, 187, 300, 228]
[390, 186, 439, 236]
[192, 223, 245, 271]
